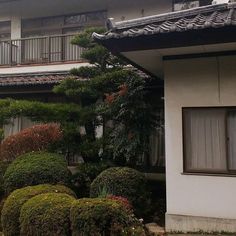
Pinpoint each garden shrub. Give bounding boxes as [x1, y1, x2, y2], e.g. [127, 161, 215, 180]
[90, 167, 149, 216]
[1, 184, 75, 236]
[0, 123, 62, 162]
[0, 161, 9, 199]
[70, 198, 142, 236]
[70, 162, 111, 197]
[20, 193, 75, 236]
[4, 151, 70, 193]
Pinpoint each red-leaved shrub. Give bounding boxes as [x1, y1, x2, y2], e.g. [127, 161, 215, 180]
[107, 195, 133, 212]
[0, 123, 62, 162]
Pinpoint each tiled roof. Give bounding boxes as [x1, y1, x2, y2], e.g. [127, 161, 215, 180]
[93, 3, 236, 40]
[0, 72, 75, 87]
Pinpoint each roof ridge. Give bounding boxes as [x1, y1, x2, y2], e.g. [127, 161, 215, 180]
[107, 3, 233, 31]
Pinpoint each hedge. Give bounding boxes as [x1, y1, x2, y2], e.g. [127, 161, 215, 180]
[71, 162, 111, 197]
[4, 151, 70, 193]
[1, 184, 75, 236]
[20, 193, 75, 236]
[70, 198, 138, 236]
[0, 161, 9, 199]
[90, 167, 149, 216]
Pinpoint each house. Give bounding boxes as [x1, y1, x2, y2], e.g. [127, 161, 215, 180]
[0, 0, 190, 167]
[93, 1, 236, 233]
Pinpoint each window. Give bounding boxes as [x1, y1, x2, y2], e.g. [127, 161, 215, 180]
[183, 108, 236, 175]
[21, 10, 107, 37]
[173, 0, 212, 11]
[0, 21, 10, 40]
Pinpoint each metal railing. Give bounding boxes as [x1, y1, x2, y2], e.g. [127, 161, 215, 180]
[0, 34, 83, 66]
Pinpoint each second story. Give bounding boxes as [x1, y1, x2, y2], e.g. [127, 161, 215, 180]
[0, 0, 214, 73]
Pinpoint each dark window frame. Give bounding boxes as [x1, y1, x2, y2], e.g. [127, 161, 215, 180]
[182, 107, 236, 176]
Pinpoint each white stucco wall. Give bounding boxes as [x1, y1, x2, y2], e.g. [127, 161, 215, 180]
[164, 55, 236, 231]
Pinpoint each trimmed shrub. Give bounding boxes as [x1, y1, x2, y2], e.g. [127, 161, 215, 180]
[107, 195, 133, 212]
[0, 123, 62, 162]
[20, 193, 75, 236]
[0, 161, 9, 199]
[1, 184, 75, 236]
[4, 151, 70, 193]
[70, 198, 141, 236]
[71, 162, 111, 197]
[0, 198, 6, 231]
[90, 167, 149, 216]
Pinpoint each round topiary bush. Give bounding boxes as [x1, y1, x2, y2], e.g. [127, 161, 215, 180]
[3, 151, 70, 193]
[90, 167, 149, 216]
[1, 184, 75, 236]
[71, 162, 111, 198]
[0, 161, 9, 199]
[0, 123, 62, 162]
[20, 193, 75, 236]
[70, 198, 141, 236]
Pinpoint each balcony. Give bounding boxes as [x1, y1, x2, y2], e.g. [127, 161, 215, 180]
[0, 34, 84, 67]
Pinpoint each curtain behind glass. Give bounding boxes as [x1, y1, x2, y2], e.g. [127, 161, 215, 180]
[184, 109, 227, 172]
[227, 110, 236, 170]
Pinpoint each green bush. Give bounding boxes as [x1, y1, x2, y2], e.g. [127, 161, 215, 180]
[0, 198, 6, 231]
[70, 198, 141, 236]
[20, 193, 75, 236]
[4, 151, 70, 193]
[0, 161, 9, 199]
[71, 162, 111, 197]
[90, 167, 149, 216]
[1, 184, 75, 236]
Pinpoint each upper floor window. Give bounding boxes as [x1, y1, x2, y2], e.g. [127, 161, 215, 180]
[173, 0, 212, 11]
[183, 108, 236, 175]
[0, 21, 10, 41]
[21, 10, 107, 38]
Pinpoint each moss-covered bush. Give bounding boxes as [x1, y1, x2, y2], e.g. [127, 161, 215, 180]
[20, 193, 75, 236]
[71, 162, 111, 197]
[90, 167, 149, 216]
[70, 198, 141, 236]
[0, 123, 62, 162]
[4, 151, 70, 193]
[1, 184, 75, 236]
[0, 161, 9, 199]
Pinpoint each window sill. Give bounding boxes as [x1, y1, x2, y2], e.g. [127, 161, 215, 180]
[181, 172, 236, 178]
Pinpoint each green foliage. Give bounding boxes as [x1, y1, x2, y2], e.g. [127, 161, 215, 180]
[0, 129, 4, 142]
[0, 99, 82, 126]
[0, 161, 9, 200]
[101, 73, 157, 164]
[70, 197, 142, 236]
[4, 152, 70, 193]
[1, 184, 75, 236]
[20, 193, 75, 236]
[70, 162, 111, 197]
[90, 167, 150, 216]
[54, 27, 158, 165]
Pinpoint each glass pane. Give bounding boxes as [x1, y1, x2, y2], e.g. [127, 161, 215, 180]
[227, 110, 236, 170]
[184, 109, 227, 172]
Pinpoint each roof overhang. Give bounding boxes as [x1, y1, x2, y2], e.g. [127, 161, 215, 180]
[93, 3, 236, 78]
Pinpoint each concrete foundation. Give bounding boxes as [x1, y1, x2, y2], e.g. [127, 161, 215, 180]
[166, 214, 236, 233]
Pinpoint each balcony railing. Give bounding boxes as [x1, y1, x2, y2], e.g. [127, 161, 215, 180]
[0, 34, 84, 67]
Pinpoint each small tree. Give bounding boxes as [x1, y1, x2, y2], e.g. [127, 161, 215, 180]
[54, 28, 158, 165]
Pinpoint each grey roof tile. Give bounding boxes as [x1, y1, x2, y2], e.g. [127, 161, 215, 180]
[93, 3, 236, 41]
